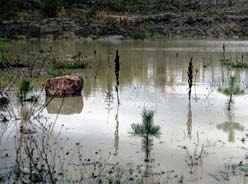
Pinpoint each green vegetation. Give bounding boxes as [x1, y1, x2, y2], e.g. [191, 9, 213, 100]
[40, 0, 63, 18]
[0, 39, 6, 50]
[218, 76, 244, 111]
[0, 0, 18, 19]
[218, 76, 244, 96]
[0, 45, 90, 71]
[47, 69, 72, 77]
[129, 108, 161, 162]
[0, 39, 7, 66]
[87, 6, 97, 18]
[50, 59, 87, 69]
[49, 57, 88, 69]
[218, 86, 244, 96]
[0, 0, 246, 20]
[220, 59, 248, 69]
[17, 79, 38, 102]
[129, 108, 161, 138]
[17, 79, 32, 101]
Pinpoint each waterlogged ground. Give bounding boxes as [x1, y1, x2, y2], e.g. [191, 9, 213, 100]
[1, 38, 248, 183]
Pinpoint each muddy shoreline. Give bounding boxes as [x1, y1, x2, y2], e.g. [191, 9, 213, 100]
[1, 13, 248, 39]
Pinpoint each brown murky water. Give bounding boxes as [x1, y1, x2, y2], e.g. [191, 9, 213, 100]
[1, 38, 248, 183]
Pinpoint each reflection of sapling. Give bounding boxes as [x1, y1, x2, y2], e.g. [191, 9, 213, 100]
[218, 76, 244, 111]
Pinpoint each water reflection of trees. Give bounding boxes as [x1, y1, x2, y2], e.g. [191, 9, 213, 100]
[2, 40, 248, 98]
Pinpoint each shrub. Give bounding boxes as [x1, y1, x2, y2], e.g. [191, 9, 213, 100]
[40, 0, 63, 18]
[0, 0, 18, 19]
[87, 6, 97, 18]
[17, 79, 32, 102]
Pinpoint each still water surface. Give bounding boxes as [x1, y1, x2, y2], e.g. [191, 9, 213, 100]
[2, 38, 248, 183]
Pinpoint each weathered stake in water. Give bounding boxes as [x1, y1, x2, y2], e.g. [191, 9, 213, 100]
[114, 50, 120, 104]
[187, 57, 193, 100]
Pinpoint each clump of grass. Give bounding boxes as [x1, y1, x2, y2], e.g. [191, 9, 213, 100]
[220, 59, 248, 69]
[218, 76, 244, 111]
[40, 0, 62, 18]
[0, 39, 28, 69]
[218, 76, 244, 96]
[218, 87, 244, 95]
[0, 39, 8, 68]
[17, 79, 38, 102]
[87, 6, 97, 18]
[49, 52, 89, 70]
[0, 38, 6, 50]
[47, 69, 72, 77]
[50, 59, 88, 69]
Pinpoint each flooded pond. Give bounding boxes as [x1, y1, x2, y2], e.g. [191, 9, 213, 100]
[1, 38, 248, 183]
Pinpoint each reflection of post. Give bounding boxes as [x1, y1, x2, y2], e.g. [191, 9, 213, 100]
[114, 103, 119, 156]
[194, 68, 199, 102]
[187, 101, 192, 139]
[227, 93, 232, 111]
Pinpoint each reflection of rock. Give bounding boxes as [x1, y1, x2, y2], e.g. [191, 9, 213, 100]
[0, 92, 9, 106]
[45, 75, 83, 97]
[46, 96, 84, 115]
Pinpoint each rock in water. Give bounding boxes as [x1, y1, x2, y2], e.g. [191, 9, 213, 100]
[45, 75, 83, 97]
[0, 92, 9, 106]
[0, 108, 11, 122]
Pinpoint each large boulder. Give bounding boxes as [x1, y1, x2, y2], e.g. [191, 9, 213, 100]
[45, 75, 83, 97]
